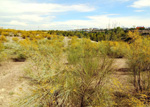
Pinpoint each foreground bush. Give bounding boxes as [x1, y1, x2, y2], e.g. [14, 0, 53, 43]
[127, 31, 150, 92]
[15, 37, 115, 107]
[66, 38, 114, 106]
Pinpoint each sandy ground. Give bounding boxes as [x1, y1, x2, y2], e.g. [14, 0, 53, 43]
[0, 61, 28, 107]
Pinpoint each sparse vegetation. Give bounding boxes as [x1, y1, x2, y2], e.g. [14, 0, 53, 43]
[0, 28, 150, 107]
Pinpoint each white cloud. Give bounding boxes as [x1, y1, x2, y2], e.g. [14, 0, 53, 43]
[0, 0, 95, 14]
[1, 0, 150, 30]
[9, 21, 27, 26]
[134, 10, 145, 12]
[0, 0, 95, 28]
[3, 14, 150, 30]
[17, 15, 43, 22]
[119, 0, 130, 1]
[130, 0, 150, 8]
[41, 15, 150, 30]
[2, 13, 150, 30]
[88, 15, 150, 28]
[16, 15, 56, 22]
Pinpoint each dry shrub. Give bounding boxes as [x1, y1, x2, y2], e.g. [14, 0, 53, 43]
[98, 41, 130, 58]
[14, 37, 115, 107]
[12, 37, 19, 42]
[127, 31, 150, 92]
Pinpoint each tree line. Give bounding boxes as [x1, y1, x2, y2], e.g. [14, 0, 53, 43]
[48, 27, 138, 42]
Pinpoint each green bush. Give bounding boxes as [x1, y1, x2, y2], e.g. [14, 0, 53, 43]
[127, 34, 150, 92]
[98, 41, 129, 58]
[15, 37, 115, 107]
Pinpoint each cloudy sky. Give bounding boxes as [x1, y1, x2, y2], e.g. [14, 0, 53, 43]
[0, 0, 150, 30]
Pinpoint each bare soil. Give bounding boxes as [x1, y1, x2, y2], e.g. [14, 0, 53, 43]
[0, 60, 27, 107]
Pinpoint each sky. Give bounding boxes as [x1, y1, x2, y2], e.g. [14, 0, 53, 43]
[0, 0, 150, 30]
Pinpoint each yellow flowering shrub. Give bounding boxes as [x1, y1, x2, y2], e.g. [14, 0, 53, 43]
[1, 31, 9, 36]
[98, 41, 130, 58]
[47, 34, 52, 40]
[0, 40, 7, 62]
[19, 39, 38, 52]
[0, 35, 7, 42]
[35, 34, 44, 40]
[0, 41, 3, 51]
[127, 96, 145, 107]
[68, 37, 100, 64]
[13, 30, 19, 37]
[127, 31, 150, 92]
[0, 41, 4, 58]
[128, 30, 140, 42]
[12, 37, 19, 42]
[65, 37, 114, 106]
[14, 37, 65, 106]
[14, 36, 115, 107]
[3, 28, 148, 106]
[21, 32, 30, 39]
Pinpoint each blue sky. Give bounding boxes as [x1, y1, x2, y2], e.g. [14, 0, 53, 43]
[0, 0, 150, 30]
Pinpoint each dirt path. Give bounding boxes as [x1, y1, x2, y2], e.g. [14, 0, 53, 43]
[0, 61, 27, 107]
[112, 58, 134, 93]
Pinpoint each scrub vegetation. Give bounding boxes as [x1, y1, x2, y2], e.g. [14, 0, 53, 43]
[0, 28, 150, 107]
